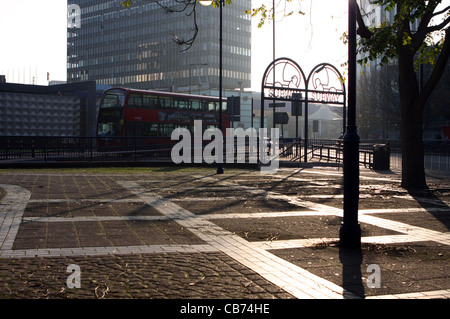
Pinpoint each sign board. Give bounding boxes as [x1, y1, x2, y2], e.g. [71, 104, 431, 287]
[313, 120, 319, 133]
[291, 93, 302, 116]
[227, 96, 240, 121]
[274, 112, 289, 125]
[269, 103, 285, 108]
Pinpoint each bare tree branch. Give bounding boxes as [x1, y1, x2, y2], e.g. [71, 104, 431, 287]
[431, 4, 450, 18]
[413, 1, 440, 49]
[419, 28, 450, 106]
[156, 0, 199, 51]
[355, 2, 373, 39]
[426, 16, 450, 33]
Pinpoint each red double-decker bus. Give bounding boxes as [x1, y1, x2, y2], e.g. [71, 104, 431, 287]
[96, 88, 229, 153]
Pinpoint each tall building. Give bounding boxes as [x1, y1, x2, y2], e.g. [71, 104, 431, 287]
[356, 1, 400, 139]
[67, 0, 251, 92]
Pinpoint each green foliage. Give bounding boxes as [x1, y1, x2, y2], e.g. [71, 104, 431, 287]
[357, 0, 449, 68]
[415, 36, 445, 69]
[357, 20, 399, 66]
[120, 0, 131, 7]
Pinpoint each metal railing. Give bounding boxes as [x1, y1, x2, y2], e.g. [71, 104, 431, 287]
[0, 136, 174, 163]
[3, 136, 450, 173]
[307, 139, 376, 167]
[0, 136, 269, 165]
[278, 138, 303, 161]
[275, 138, 377, 167]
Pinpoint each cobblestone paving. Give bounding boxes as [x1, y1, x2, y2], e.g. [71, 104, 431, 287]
[0, 166, 449, 299]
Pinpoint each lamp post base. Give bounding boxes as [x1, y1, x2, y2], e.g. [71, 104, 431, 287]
[339, 223, 361, 249]
[341, 124, 360, 249]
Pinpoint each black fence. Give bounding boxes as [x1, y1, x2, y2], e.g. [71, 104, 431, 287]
[0, 136, 270, 165]
[0, 136, 175, 164]
[308, 139, 379, 167]
[277, 139, 382, 168]
[2, 136, 450, 172]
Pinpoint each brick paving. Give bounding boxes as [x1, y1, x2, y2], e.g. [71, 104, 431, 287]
[0, 166, 449, 300]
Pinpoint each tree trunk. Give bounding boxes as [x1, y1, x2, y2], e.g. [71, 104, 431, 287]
[401, 102, 427, 189]
[398, 52, 427, 189]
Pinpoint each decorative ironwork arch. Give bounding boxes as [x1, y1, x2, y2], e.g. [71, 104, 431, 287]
[307, 63, 346, 105]
[260, 59, 347, 163]
[261, 57, 307, 105]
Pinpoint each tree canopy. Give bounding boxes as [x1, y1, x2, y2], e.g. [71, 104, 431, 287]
[355, 1, 450, 101]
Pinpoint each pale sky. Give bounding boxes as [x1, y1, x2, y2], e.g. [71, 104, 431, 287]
[252, 0, 348, 91]
[0, 0, 68, 84]
[0, 0, 348, 89]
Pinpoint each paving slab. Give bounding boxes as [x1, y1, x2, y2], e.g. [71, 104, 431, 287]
[0, 165, 449, 301]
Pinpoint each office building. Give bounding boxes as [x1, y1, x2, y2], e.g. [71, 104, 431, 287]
[67, 0, 251, 92]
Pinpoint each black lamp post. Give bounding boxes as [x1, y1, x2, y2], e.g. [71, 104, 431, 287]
[340, 0, 361, 249]
[217, 0, 224, 174]
[200, 0, 224, 174]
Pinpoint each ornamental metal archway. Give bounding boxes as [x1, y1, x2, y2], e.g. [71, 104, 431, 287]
[261, 57, 346, 162]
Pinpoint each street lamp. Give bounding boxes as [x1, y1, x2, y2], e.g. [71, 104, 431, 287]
[200, 0, 224, 174]
[340, 0, 361, 249]
[199, 0, 213, 5]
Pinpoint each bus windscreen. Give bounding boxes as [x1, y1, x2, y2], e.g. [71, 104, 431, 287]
[100, 89, 126, 109]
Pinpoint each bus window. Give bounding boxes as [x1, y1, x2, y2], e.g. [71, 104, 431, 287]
[126, 121, 157, 137]
[159, 123, 175, 137]
[152, 96, 160, 108]
[191, 100, 201, 111]
[129, 94, 143, 108]
[208, 102, 216, 112]
[100, 90, 126, 109]
[143, 96, 156, 109]
[98, 122, 119, 137]
[143, 123, 158, 136]
[178, 99, 189, 110]
[175, 124, 189, 130]
[160, 97, 172, 109]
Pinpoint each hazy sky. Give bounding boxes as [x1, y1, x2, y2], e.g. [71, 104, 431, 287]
[0, 0, 67, 84]
[252, 0, 348, 90]
[0, 0, 348, 89]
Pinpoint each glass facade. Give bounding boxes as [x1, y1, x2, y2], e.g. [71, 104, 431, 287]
[67, 0, 251, 92]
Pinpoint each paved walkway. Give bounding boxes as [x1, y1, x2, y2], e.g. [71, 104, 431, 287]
[0, 166, 449, 299]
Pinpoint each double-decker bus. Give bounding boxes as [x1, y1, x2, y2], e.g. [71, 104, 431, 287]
[96, 88, 229, 154]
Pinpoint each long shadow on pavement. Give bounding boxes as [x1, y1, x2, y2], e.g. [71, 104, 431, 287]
[339, 246, 365, 299]
[407, 187, 450, 231]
